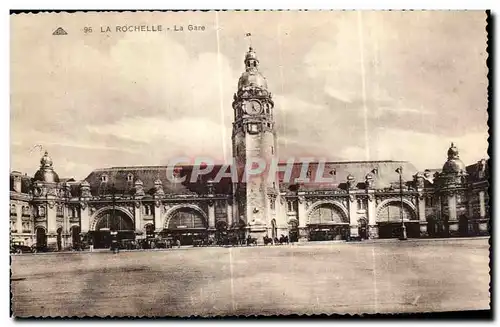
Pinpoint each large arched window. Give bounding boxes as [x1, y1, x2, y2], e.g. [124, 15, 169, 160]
[95, 210, 134, 231]
[308, 203, 347, 225]
[167, 207, 207, 230]
[377, 202, 416, 223]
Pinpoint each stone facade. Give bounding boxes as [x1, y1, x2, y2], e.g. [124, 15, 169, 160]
[9, 48, 490, 249]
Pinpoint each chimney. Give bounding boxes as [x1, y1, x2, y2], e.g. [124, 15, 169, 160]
[11, 171, 22, 193]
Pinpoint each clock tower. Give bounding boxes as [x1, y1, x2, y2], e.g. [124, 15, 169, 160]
[232, 47, 279, 241]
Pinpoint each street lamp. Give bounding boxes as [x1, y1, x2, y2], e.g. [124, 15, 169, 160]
[395, 166, 407, 240]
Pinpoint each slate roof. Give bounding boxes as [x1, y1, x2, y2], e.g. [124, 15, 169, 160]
[466, 159, 490, 183]
[83, 160, 419, 196]
[277, 160, 418, 192]
[84, 165, 233, 197]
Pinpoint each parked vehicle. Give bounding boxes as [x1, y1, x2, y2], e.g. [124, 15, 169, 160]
[10, 241, 34, 254]
[31, 244, 51, 253]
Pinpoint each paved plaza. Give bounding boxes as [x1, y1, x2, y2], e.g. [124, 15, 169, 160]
[11, 238, 490, 317]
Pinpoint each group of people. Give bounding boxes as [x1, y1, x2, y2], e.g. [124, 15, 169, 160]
[74, 233, 294, 253]
[263, 234, 290, 245]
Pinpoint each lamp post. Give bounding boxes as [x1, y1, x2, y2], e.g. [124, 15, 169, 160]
[396, 166, 407, 240]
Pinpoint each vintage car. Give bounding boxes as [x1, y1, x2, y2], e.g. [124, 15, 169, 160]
[31, 244, 53, 253]
[10, 241, 34, 254]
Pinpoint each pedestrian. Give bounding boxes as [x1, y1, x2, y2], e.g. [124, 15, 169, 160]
[176, 239, 181, 248]
[89, 239, 94, 252]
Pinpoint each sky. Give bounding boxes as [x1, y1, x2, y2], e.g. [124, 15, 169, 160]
[10, 11, 489, 180]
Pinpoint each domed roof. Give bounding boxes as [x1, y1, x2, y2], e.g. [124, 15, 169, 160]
[442, 159, 466, 174]
[33, 151, 60, 183]
[34, 169, 60, 183]
[238, 71, 268, 90]
[237, 46, 268, 91]
[442, 142, 466, 174]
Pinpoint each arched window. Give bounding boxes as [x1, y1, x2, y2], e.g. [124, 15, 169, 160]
[167, 208, 207, 230]
[101, 174, 108, 183]
[22, 221, 31, 233]
[309, 203, 347, 225]
[10, 204, 16, 215]
[22, 206, 30, 216]
[56, 205, 64, 217]
[357, 199, 367, 210]
[215, 201, 227, 221]
[377, 202, 415, 223]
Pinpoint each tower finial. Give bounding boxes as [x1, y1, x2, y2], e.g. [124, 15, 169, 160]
[245, 32, 252, 48]
[447, 142, 459, 159]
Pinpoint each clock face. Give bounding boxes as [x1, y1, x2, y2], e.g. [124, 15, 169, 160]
[246, 100, 262, 115]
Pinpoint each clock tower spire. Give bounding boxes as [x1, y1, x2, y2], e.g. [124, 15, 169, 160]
[232, 46, 279, 241]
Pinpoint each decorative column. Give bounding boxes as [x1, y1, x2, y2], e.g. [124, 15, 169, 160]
[207, 180, 216, 232]
[154, 200, 162, 234]
[447, 192, 459, 237]
[80, 203, 90, 233]
[478, 190, 488, 235]
[467, 190, 474, 218]
[414, 173, 427, 237]
[62, 204, 69, 249]
[134, 201, 142, 232]
[417, 195, 427, 237]
[297, 192, 307, 228]
[153, 178, 165, 234]
[297, 191, 308, 241]
[208, 201, 216, 230]
[134, 179, 145, 234]
[79, 181, 91, 233]
[227, 199, 233, 227]
[63, 183, 72, 248]
[15, 203, 22, 235]
[46, 199, 57, 250]
[367, 193, 377, 239]
[348, 194, 358, 238]
[479, 190, 486, 218]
